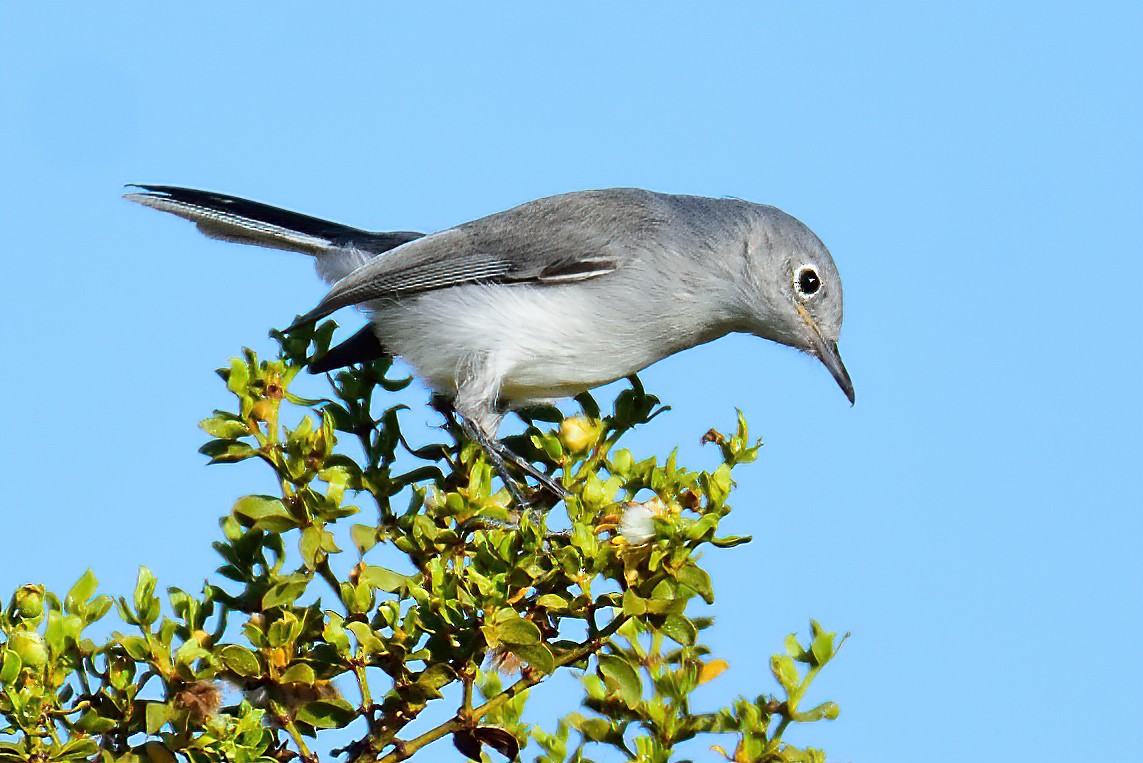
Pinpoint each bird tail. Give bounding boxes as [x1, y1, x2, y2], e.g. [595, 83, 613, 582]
[123, 185, 424, 282]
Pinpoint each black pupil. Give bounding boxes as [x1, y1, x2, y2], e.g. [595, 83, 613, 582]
[799, 269, 821, 295]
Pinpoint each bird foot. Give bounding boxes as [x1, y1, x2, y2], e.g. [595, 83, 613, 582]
[456, 417, 568, 509]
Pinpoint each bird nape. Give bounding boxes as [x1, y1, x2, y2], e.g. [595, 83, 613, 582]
[125, 184, 853, 505]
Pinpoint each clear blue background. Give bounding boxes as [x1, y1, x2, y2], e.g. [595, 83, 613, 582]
[2, 3, 1139, 761]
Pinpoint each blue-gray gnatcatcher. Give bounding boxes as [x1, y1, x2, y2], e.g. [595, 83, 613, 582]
[125, 186, 852, 502]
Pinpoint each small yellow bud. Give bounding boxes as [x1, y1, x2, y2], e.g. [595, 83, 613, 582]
[14, 585, 45, 619]
[269, 647, 290, 669]
[559, 416, 600, 454]
[250, 399, 276, 423]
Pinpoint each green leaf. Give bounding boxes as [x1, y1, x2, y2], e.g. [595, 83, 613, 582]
[785, 634, 808, 661]
[133, 566, 159, 625]
[198, 439, 257, 464]
[296, 697, 357, 729]
[64, 569, 98, 615]
[43, 611, 66, 654]
[86, 595, 113, 624]
[145, 702, 173, 735]
[55, 739, 98, 759]
[118, 634, 149, 660]
[199, 416, 249, 439]
[73, 709, 117, 734]
[705, 463, 734, 503]
[581, 675, 607, 703]
[598, 654, 642, 708]
[771, 654, 801, 694]
[621, 590, 647, 616]
[218, 644, 261, 677]
[0, 742, 26, 759]
[577, 717, 614, 742]
[299, 526, 323, 569]
[677, 564, 714, 604]
[507, 642, 556, 675]
[495, 614, 542, 646]
[350, 523, 378, 554]
[710, 534, 752, 548]
[262, 579, 309, 609]
[346, 621, 386, 654]
[811, 630, 836, 666]
[141, 742, 177, 763]
[536, 594, 569, 612]
[418, 663, 457, 690]
[539, 433, 564, 461]
[232, 495, 297, 533]
[174, 639, 210, 667]
[684, 514, 719, 541]
[660, 614, 697, 646]
[226, 357, 250, 394]
[323, 614, 350, 651]
[358, 565, 408, 593]
[0, 650, 21, 685]
[609, 449, 633, 477]
[793, 701, 840, 722]
[280, 663, 316, 684]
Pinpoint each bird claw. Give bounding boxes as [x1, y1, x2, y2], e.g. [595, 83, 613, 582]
[456, 416, 567, 511]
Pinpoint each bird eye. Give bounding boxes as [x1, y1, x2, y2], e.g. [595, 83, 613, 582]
[794, 266, 821, 297]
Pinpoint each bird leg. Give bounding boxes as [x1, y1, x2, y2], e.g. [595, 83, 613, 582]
[456, 416, 569, 505]
[455, 415, 528, 505]
[446, 360, 569, 506]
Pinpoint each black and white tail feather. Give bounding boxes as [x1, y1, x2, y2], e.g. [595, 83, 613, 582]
[124, 185, 424, 261]
[124, 185, 426, 371]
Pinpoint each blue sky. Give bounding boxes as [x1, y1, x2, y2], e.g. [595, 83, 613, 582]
[2, 3, 1140, 761]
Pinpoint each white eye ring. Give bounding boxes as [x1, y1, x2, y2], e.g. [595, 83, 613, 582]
[793, 265, 822, 298]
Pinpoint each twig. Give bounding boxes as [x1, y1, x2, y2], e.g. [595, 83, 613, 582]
[364, 614, 630, 763]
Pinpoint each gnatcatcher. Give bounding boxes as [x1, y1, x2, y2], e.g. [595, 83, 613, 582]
[126, 186, 853, 502]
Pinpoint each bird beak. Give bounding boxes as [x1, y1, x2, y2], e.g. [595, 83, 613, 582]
[796, 303, 855, 405]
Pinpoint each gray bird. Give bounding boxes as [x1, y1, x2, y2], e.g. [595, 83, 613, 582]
[125, 186, 853, 501]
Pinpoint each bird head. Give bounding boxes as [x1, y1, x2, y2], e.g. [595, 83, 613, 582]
[738, 206, 854, 404]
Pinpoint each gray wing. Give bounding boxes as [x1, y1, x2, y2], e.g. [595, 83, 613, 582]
[290, 189, 657, 327]
[292, 234, 618, 326]
[124, 185, 423, 256]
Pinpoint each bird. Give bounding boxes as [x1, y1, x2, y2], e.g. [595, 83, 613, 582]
[125, 185, 853, 503]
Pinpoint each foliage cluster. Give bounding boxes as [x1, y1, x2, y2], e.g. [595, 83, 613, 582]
[0, 325, 844, 763]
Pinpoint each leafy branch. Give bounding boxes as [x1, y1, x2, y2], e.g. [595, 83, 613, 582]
[0, 322, 845, 763]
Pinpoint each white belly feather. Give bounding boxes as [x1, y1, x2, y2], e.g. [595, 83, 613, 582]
[367, 282, 685, 407]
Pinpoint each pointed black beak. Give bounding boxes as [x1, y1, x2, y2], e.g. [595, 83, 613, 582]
[797, 304, 855, 405]
[817, 338, 855, 405]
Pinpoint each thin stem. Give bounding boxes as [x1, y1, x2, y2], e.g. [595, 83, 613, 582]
[350, 657, 376, 735]
[273, 701, 316, 762]
[44, 700, 91, 717]
[460, 673, 473, 715]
